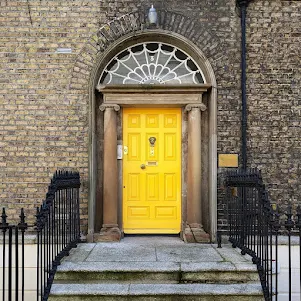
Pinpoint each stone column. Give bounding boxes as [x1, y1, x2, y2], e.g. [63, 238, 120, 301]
[184, 103, 210, 243]
[97, 104, 121, 241]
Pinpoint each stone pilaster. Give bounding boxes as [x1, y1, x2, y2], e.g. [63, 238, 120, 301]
[96, 104, 121, 242]
[184, 103, 210, 243]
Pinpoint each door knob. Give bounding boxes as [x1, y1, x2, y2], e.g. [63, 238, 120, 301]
[140, 164, 146, 169]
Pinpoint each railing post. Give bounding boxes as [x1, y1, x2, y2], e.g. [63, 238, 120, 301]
[1, 208, 9, 301]
[8, 226, 12, 301]
[36, 206, 42, 301]
[18, 209, 28, 301]
[216, 231, 222, 248]
[296, 206, 301, 300]
[273, 207, 280, 301]
[285, 205, 295, 301]
[15, 226, 19, 301]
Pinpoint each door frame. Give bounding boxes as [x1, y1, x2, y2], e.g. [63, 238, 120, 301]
[93, 84, 216, 241]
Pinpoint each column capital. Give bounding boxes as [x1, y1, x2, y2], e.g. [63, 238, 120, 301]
[184, 103, 207, 112]
[99, 104, 120, 112]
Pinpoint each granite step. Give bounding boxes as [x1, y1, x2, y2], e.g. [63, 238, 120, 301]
[50, 240, 264, 300]
[54, 261, 259, 284]
[48, 283, 265, 301]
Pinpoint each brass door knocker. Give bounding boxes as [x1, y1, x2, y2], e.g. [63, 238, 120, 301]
[149, 137, 156, 146]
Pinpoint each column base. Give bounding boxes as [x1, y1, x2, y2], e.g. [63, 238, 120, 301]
[86, 233, 94, 243]
[183, 223, 210, 243]
[94, 225, 122, 242]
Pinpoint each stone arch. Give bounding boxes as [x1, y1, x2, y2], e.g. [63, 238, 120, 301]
[71, 9, 219, 241]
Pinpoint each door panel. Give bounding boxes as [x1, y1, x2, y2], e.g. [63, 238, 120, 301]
[123, 108, 181, 234]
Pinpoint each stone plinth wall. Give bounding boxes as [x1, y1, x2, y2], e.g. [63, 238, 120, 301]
[0, 0, 300, 234]
[273, 244, 300, 300]
[0, 237, 37, 301]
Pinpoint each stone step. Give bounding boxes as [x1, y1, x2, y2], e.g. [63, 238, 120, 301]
[49, 283, 264, 301]
[181, 262, 259, 283]
[54, 261, 259, 284]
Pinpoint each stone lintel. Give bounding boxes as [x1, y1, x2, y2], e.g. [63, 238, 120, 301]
[97, 85, 211, 107]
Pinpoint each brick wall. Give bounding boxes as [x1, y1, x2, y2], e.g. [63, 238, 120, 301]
[0, 0, 102, 228]
[247, 0, 301, 211]
[0, 0, 300, 233]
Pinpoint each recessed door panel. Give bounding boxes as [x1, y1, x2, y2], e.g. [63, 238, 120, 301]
[128, 133, 141, 161]
[155, 207, 177, 219]
[128, 174, 141, 201]
[145, 133, 159, 161]
[128, 114, 141, 128]
[146, 114, 159, 128]
[164, 133, 177, 161]
[164, 114, 178, 128]
[164, 173, 176, 201]
[128, 207, 150, 219]
[146, 173, 159, 201]
[123, 108, 181, 233]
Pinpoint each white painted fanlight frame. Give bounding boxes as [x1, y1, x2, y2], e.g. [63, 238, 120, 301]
[98, 42, 206, 85]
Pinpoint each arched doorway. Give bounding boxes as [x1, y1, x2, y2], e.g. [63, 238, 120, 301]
[87, 31, 217, 243]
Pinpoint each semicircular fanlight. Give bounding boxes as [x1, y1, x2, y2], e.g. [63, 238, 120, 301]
[99, 42, 205, 85]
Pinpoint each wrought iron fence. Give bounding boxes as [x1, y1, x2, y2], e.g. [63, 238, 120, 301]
[0, 170, 81, 301]
[225, 168, 301, 301]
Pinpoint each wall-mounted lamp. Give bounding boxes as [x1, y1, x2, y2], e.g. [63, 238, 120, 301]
[148, 5, 157, 25]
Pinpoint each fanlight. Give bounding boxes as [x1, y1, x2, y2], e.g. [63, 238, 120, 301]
[99, 42, 205, 85]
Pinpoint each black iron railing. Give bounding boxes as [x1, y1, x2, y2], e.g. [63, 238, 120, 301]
[36, 170, 81, 300]
[0, 170, 81, 301]
[225, 168, 301, 301]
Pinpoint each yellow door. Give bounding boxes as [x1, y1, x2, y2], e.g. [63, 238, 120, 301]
[123, 108, 181, 234]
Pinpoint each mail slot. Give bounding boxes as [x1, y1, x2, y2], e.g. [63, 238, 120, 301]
[147, 161, 158, 166]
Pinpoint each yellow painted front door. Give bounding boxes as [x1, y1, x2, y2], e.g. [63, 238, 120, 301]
[123, 108, 181, 234]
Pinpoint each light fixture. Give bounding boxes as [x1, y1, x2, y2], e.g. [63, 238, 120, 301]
[148, 5, 157, 25]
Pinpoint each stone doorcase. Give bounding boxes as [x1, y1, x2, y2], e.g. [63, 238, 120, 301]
[86, 31, 218, 243]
